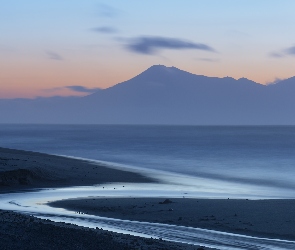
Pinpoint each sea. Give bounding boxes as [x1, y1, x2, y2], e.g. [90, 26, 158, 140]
[1, 124, 295, 199]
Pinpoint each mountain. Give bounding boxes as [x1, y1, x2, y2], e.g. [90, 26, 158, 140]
[0, 65, 295, 125]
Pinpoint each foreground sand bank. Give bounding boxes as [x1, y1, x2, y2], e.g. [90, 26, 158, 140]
[0, 210, 202, 250]
[0, 147, 155, 193]
[2, 147, 295, 248]
[50, 197, 295, 241]
[0, 147, 204, 249]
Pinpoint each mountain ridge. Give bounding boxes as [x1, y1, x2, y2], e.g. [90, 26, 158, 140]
[0, 65, 294, 125]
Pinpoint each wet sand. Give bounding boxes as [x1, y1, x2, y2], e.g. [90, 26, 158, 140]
[0, 209, 201, 250]
[2, 147, 295, 248]
[0, 147, 204, 249]
[50, 197, 295, 241]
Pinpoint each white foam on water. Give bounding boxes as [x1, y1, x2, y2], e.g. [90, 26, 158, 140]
[59, 155, 295, 199]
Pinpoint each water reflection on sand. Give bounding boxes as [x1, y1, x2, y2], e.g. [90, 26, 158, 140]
[1, 184, 295, 250]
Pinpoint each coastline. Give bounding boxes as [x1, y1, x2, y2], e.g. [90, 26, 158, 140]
[1, 147, 295, 249]
[0, 209, 200, 250]
[0, 147, 204, 250]
[0, 147, 155, 193]
[50, 197, 295, 241]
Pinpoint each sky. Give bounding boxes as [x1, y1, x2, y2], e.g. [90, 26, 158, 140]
[1, 0, 295, 98]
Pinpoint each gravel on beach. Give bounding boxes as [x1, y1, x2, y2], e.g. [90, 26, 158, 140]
[0, 210, 204, 250]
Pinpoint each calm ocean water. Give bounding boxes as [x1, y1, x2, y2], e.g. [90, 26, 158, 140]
[1, 125, 295, 198]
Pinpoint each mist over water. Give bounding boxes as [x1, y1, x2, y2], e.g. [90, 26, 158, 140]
[1, 125, 295, 198]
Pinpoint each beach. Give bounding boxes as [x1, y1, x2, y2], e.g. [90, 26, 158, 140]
[0, 209, 202, 250]
[1, 147, 295, 249]
[50, 197, 295, 241]
[0, 147, 204, 249]
[0, 147, 154, 193]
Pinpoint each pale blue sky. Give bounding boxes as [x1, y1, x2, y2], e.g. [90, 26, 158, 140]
[1, 0, 295, 98]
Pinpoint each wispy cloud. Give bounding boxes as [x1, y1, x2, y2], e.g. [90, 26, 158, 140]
[226, 29, 250, 38]
[91, 26, 118, 34]
[65, 86, 101, 93]
[270, 45, 295, 58]
[46, 51, 63, 61]
[125, 36, 216, 55]
[285, 46, 295, 55]
[98, 4, 118, 18]
[265, 77, 285, 85]
[197, 58, 219, 63]
[269, 52, 283, 58]
[44, 86, 101, 94]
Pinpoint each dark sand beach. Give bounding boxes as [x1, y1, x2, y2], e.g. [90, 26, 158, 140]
[50, 197, 295, 241]
[0, 209, 201, 250]
[0, 147, 154, 193]
[0, 147, 204, 249]
[1, 147, 295, 249]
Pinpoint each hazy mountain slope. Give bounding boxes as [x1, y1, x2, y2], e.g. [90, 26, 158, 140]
[81, 65, 267, 124]
[0, 65, 294, 124]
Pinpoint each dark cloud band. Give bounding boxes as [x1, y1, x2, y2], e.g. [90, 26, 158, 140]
[270, 45, 295, 58]
[92, 26, 118, 34]
[126, 36, 215, 55]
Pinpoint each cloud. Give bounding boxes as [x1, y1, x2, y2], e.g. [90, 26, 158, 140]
[285, 46, 295, 55]
[65, 86, 101, 93]
[226, 30, 250, 38]
[270, 45, 295, 58]
[197, 58, 219, 62]
[44, 86, 101, 94]
[98, 4, 118, 18]
[46, 51, 63, 61]
[125, 36, 216, 55]
[265, 77, 285, 85]
[269, 52, 283, 58]
[92, 26, 118, 34]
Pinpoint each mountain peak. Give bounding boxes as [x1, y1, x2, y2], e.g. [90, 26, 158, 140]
[2, 64, 295, 124]
[149, 64, 167, 69]
[147, 64, 180, 72]
[132, 65, 184, 82]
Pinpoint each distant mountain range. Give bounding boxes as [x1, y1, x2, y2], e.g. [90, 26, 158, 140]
[1, 65, 295, 124]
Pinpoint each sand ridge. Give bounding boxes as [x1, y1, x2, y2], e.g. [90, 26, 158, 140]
[49, 197, 295, 241]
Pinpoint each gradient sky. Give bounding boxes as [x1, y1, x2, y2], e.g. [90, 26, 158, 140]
[1, 0, 295, 98]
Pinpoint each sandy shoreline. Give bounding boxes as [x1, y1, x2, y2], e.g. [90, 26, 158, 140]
[1, 147, 295, 248]
[0, 147, 155, 193]
[0, 209, 202, 250]
[0, 147, 205, 249]
[50, 197, 295, 241]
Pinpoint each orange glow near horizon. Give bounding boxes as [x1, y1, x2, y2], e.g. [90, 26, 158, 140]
[1, 57, 294, 98]
[1, 1, 295, 99]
